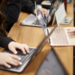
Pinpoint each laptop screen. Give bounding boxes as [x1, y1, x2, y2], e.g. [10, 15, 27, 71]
[30, 0, 61, 61]
[37, 8, 47, 35]
[31, 7, 57, 60]
[31, 24, 57, 61]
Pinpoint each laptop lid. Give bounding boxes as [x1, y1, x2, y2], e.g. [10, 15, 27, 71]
[36, 0, 62, 36]
[31, 24, 57, 61]
[47, 0, 63, 25]
[36, 7, 58, 36]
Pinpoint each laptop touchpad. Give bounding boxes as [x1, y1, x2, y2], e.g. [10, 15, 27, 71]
[22, 14, 37, 25]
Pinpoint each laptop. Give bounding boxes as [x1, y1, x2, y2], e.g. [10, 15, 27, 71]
[37, 3, 75, 46]
[0, 23, 57, 73]
[20, 0, 58, 27]
[36, 48, 68, 75]
[36, 0, 60, 36]
[48, 27, 75, 46]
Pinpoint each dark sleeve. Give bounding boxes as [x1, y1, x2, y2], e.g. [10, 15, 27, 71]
[3, 0, 22, 32]
[0, 33, 13, 49]
[21, 0, 35, 13]
[31, 0, 43, 4]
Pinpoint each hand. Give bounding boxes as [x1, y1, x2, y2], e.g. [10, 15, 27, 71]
[33, 8, 49, 17]
[67, 28, 75, 33]
[8, 41, 29, 54]
[0, 52, 22, 68]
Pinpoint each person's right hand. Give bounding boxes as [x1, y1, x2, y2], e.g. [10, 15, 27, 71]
[0, 52, 22, 68]
[8, 41, 29, 54]
[67, 28, 75, 33]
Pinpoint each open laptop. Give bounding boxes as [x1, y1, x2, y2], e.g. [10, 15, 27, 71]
[0, 24, 57, 73]
[47, 3, 75, 46]
[37, 3, 75, 46]
[36, 0, 60, 36]
[48, 27, 75, 46]
[36, 48, 68, 75]
[20, 0, 58, 27]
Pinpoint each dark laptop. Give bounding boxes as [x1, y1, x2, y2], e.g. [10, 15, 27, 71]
[36, 48, 68, 75]
[0, 26, 57, 73]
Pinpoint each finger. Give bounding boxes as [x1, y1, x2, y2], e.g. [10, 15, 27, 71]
[10, 47, 18, 54]
[40, 9, 44, 17]
[4, 62, 11, 68]
[67, 30, 73, 33]
[67, 29, 70, 30]
[11, 58, 22, 66]
[44, 10, 48, 16]
[16, 45, 26, 54]
[7, 59, 20, 66]
[41, 11, 45, 17]
[11, 54, 21, 60]
[23, 44, 29, 53]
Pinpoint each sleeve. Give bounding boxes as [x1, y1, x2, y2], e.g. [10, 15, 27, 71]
[31, 0, 43, 4]
[21, 0, 35, 13]
[3, 0, 22, 32]
[0, 33, 13, 49]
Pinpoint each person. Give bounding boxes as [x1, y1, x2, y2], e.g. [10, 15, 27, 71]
[67, 28, 75, 33]
[31, 0, 44, 4]
[3, 0, 48, 32]
[0, 0, 29, 68]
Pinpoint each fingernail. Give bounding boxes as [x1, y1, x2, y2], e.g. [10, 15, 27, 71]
[15, 51, 17, 54]
[24, 52, 26, 54]
[9, 65, 11, 68]
[19, 57, 21, 60]
[28, 51, 30, 53]
[20, 62, 22, 65]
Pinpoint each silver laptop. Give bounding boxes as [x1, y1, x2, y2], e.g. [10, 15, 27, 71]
[20, 0, 58, 27]
[0, 23, 57, 73]
[20, 10, 50, 27]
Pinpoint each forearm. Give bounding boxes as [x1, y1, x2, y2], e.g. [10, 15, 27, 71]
[3, 0, 22, 23]
[21, 0, 35, 13]
[0, 33, 13, 49]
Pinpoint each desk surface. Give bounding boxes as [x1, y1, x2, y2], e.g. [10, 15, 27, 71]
[0, 3, 73, 75]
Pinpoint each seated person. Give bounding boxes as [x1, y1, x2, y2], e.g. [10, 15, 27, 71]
[31, 0, 44, 4]
[0, 0, 29, 68]
[3, 0, 48, 32]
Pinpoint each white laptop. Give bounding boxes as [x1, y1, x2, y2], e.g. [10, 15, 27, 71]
[48, 27, 75, 46]
[37, 3, 74, 46]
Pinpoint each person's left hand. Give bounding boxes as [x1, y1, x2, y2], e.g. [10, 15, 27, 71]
[33, 8, 49, 17]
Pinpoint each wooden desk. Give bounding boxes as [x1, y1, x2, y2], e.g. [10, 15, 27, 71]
[0, 3, 73, 75]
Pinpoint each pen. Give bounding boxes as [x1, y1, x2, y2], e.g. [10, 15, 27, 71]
[47, 29, 51, 43]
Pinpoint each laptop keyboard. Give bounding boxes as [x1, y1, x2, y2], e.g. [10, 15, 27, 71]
[1, 47, 36, 69]
[32, 17, 47, 26]
[49, 27, 69, 45]
[32, 19, 41, 25]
